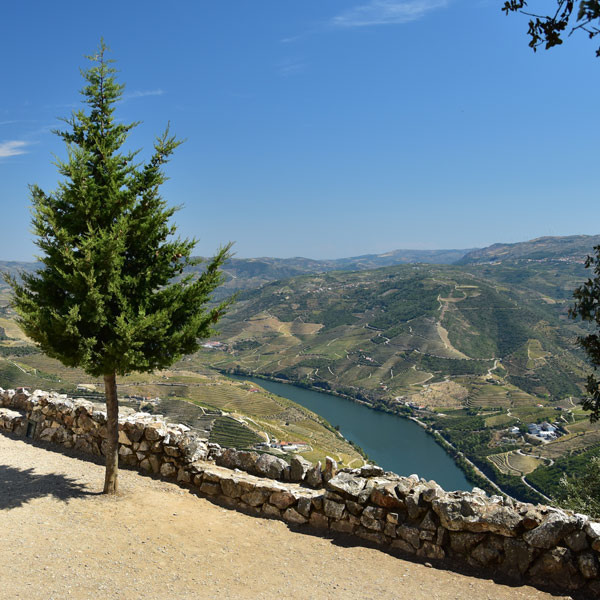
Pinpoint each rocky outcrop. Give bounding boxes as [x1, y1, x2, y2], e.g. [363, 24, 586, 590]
[1, 386, 599, 597]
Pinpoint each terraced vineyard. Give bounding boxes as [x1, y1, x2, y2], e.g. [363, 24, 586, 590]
[209, 416, 264, 449]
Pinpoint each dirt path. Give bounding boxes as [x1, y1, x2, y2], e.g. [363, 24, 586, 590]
[0, 433, 572, 600]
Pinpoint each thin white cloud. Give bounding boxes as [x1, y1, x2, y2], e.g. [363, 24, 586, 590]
[0, 140, 29, 158]
[278, 59, 306, 77]
[122, 89, 165, 101]
[332, 0, 448, 28]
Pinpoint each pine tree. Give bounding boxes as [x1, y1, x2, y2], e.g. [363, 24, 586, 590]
[4, 42, 232, 494]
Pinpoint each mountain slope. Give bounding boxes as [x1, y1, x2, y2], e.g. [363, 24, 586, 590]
[456, 235, 600, 265]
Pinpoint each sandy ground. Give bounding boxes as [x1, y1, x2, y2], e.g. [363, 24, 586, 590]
[0, 432, 573, 600]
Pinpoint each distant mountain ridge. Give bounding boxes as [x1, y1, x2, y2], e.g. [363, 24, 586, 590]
[457, 235, 600, 265]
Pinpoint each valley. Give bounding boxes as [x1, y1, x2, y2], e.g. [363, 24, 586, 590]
[2, 234, 600, 503]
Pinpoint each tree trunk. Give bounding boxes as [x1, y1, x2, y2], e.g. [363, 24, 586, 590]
[103, 372, 119, 494]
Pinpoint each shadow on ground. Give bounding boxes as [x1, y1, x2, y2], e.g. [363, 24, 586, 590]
[0, 463, 100, 510]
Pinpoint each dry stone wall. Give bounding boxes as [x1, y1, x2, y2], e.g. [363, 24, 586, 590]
[1, 387, 599, 597]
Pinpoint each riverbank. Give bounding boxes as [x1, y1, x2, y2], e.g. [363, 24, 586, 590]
[222, 370, 474, 492]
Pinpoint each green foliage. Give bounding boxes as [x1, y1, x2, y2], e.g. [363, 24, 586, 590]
[0, 346, 40, 357]
[502, 1, 600, 57]
[419, 355, 493, 376]
[554, 455, 600, 518]
[570, 245, 600, 421]
[3, 42, 232, 379]
[527, 446, 600, 517]
[450, 287, 530, 358]
[208, 416, 263, 449]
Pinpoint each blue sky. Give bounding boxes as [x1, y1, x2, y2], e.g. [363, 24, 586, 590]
[1, 0, 599, 261]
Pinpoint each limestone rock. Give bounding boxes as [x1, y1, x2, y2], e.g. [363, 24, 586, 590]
[370, 483, 404, 510]
[289, 455, 311, 482]
[397, 525, 421, 550]
[361, 506, 385, 532]
[323, 499, 345, 520]
[357, 464, 385, 478]
[216, 448, 241, 470]
[254, 454, 287, 480]
[160, 462, 177, 478]
[327, 472, 366, 499]
[270, 491, 297, 510]
[305, 462, 323, 489]
[241, 488, 270, 507]
[523, 512, 577, 549]
[432, 492, 521, 537]
[283, 508, 308, 525]
[324, 456, 337, 482]
[296, 496, 312, 518]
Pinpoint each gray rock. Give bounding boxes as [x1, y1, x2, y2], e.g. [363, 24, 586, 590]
[290, 455, 312, 482]
[586, 521, 600, 551]
[370, 484, 405, 510]
[327, 472, 366, 499]
[358, 464, 385, 478]
[216, 448, 242, 470]
[448, 531, 486, 555]
[283, 508, 308, 525]
[254, 454, 288, 479]
[270, 491, 297, 510]
[241, 488, 271, 507]
[523, 512, 577, 549]
[163, 445, 180, 457]
[220, 477, 243, 498]
[395, 477, 417, 498]
[432, 493, 521, 537]
[361, 506, 385, 532]
[420, 510, 438, 532]
[347, 500, 364, 517]
[324, 456, 337, 483]
[323, 499, 345, 520]
[199, 482, 221, 496]
[565, 530, 589, 552]
[397, 525, 421, 550]
[160, 462, 177, 478]
[297, 496, 312, 518]
[470, 536, 503, 567]
[305, 462, 323, 489]
[238, 450, 260, 472]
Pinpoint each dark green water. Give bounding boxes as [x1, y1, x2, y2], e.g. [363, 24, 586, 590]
[228, 375, 473, 492]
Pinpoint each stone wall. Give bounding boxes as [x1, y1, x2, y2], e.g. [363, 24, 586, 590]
[1, 387, 599, 597]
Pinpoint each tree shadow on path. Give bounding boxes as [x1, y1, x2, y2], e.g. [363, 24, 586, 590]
[0, 464, 100, 510]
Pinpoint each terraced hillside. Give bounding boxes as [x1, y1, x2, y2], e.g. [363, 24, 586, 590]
[189, 259, 600, 501]
[195, 263, 589, 406]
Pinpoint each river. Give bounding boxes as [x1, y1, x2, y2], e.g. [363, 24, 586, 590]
[228, 375, 473, 492]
